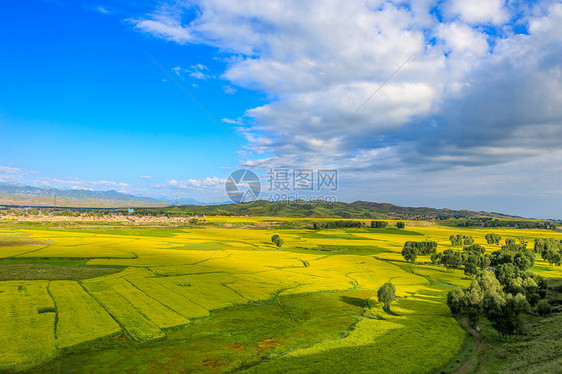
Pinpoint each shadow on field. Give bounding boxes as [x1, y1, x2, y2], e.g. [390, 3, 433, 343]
[339, 295, 369, 308]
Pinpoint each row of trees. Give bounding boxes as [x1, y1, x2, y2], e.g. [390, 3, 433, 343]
[407, 236, 537, 277]
[371, 221, 388, 228]
[449, 235, 474, 246]
[311, 221, 363, 230]
[485, 233, 502, 244]
[312, 221, 406, 230]
[534, 238, 562, 266]
[447, 269, 548, 341]
[452, 218, 556, 230]
[430, 245, 490, 276]
[401, 240, 438, 262]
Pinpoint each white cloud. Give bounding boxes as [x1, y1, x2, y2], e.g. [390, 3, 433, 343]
[96, 6, 110, 14]
[130, 15, 193, 44]
[172, 64, 213, 80]
[154, 177, 227, 192]
[223, 85, 236, 94]
[0, 165, 34, 182]
[0, 165, 26, 176]
[46, 177, 129, 190]
[437, 22, 489, 56]
[129, 1, 562, 217]
[444, 0, 509, 25]
[139, 175, 153, 180]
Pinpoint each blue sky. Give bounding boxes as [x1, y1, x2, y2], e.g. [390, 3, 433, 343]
[1, 0, 562, 218]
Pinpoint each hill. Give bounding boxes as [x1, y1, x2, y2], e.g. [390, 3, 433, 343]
[136, 200, 524, 221]
[0, 183, 167, 208]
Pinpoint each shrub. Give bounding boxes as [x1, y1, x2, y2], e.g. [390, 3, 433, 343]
[536, 300, 552, 316]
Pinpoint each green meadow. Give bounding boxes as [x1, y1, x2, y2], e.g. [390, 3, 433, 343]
[0, 219, 560, 373]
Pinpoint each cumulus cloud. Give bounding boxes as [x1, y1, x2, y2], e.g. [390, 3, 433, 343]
[130, 1, 562, 216]
[444, 0, 509, 25]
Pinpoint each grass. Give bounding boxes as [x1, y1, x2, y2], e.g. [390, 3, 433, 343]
[0, 261, 123, 280]
[0, 221, 561, 372]
[0, 233, 47, 247]
[49, 280, 121, 349]
[0, 281, 57, 370]
[81, 281, 165, 342]
[27, 290, 459, 374]
[459, 278, 562, 374]
[244, 292, 465, 374]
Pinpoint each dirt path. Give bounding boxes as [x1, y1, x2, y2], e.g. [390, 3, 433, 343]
[451, 318, 482, 374]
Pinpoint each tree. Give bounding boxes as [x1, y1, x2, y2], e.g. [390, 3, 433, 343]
[536, 300, 552, 316]
[464, 244, 486, 255]
[403, 240, 437, 255]
[401, 246, 418, 263]
[447, 288, 465, 315]
[449, 235, 462, 246]
[485, 233, 501, 245]
[371, 221, 388, 229]
[486, 292, 529, 341]
[396, 222, 405, 229]
[430, 253, 440, 264]
[464, 257, 479, 278]
[377, 282, 396, 311]
[271, 234, 283, 247]
[441, 250, 463, 271]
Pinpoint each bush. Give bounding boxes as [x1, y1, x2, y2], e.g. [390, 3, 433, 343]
[371, 221, 388, 229]
[537, 300, 552, 316]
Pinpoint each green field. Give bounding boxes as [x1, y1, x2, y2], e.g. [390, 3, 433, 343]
[0, 220, 561, 373]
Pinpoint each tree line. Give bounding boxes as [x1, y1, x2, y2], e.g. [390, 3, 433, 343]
[449, 234, 474, 246]
[447, 269, 548, 341]
[534, 238, 562, 266]
[311, 220, 406, 230]
[401, 240, 438, 262]
[451, 218, 556, 230]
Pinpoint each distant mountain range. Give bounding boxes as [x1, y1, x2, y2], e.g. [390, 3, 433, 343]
[0, 183, 540, 221]
[0, 183, 168, 208]
[146, 200, 526, 220]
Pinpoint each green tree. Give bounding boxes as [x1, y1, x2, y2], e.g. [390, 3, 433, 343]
[536, 300, 552, 316]
[396, 222, 405, 229]
[401, 246, 418, 263]
[371, 221, 388, 229]
[271, 234, 283, 247]
[441, 250, 462, 271]
[485, 233, 501, 245]
[377, 282, 396, 311]
[464, 257, 479, 278]
[505, 238, 516, 246]
[447, 288, 465, 315]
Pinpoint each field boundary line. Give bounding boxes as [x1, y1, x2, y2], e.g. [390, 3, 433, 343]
[46, 281, 59, 341]
[141, 225, 251, 317]
[120, 278, 192, 323]
[77, 281, 128, 337]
